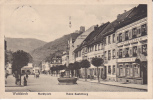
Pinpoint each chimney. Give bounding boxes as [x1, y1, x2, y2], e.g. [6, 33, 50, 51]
[80, 26, 85, 33]
[94, 25, 98, 30]
[101, 23, 104, 25]
[117, 14, 120, 19]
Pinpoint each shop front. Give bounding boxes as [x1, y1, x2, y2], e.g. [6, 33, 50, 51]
[88, 65, 107, 80]
[116, 60, 147, 84]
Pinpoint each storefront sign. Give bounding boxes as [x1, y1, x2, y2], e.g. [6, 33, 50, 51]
[118, 57, 136, 62]
[117, 36, 147, 46]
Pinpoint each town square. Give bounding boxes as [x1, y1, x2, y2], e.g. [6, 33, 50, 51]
[4, 4, 148, 92]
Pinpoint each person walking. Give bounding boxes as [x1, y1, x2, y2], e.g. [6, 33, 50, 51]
[26, 73, 28, 79]
[14, 71, 19, 85]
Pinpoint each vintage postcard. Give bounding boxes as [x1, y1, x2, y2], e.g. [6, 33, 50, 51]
[0, 0, 152, 99]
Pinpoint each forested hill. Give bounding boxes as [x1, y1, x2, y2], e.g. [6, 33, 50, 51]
[6, 37, 47, 53]
[30, 33, 79, 65]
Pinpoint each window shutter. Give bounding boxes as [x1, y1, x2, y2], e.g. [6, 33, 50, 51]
[129, 30, 132, 39]
[129, 47, 133, 57]
[136, 28, 138, 37]
[123, 65, 126, 76]
[116, 49, 118, 59]
[130, 65, 133, 77]
[137, 28, 141, 37]
[141, 45, 143, 54]
[137, 46, 141, 55]
[122, 48, 125, 57]
[117, 67, 120, 76]
[117, 36, 119, 43]
[122, 32, 125, 41]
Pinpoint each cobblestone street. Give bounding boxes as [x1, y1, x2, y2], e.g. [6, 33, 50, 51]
[5, 74, 147, 92]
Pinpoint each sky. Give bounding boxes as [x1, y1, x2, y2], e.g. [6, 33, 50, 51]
[2, 4, 138, 42]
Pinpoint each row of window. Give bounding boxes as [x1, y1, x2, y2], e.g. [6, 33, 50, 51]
[51, 59, 62, 64]
[108, 65, 116, 74]
[75, 24, 147, 58]
[103, 24, 147, 45]
[76, 51, 82, 57]
[118, 24, 147, 43]
[82, 43, 104, 53]
[78, 44, 147, 61]
[118, 44, 147, 58]
[83, 65, 116, 75]
[103, 44, 147, 60]
[76, 43, 104, 57]
[103, 33, 115, 46]
[89, 65, 116, 75]
[117, 63, 141, 77]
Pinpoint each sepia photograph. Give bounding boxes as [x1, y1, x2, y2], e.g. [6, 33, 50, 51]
[1, 0, 153, 99]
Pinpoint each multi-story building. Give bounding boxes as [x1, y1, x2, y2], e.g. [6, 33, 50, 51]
[100, 22, 118, 81]
[100, 7, 135, 81]
[68, 26, 96, 64]
[115, 5, 147, 84]
[50, 55, 62, 67]
[72, 4, 147, 84]
[68, 26, 85, 64]
[74, 23, 109, 79]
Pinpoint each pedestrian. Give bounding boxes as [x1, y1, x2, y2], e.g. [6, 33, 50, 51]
[26, 73, 28, 79]
[14, 71, 18, 85]
[23, 76, 27, 86]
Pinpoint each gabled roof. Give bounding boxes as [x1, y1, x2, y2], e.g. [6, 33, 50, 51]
[102, 7, 134, 37]
[116, 7, 134, 22]
[89, 19, 119, 45]
[73, 4, 147, 53]
[83, 22, 109, 46]
[73, 22, 109, 52]
[116, 4, 147, 29]
[93, 5, 145, 45]
[88, 22, 110, 45]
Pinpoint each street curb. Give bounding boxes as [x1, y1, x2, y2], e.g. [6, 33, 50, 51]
[5, 85, 24, 87]
[78, 79, 147, 91]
